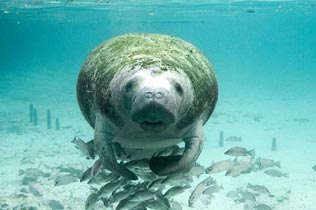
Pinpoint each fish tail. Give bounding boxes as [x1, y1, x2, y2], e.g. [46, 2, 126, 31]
[248, 149, 255, 159]
[256, 157, 261, 163]
[71, 137, 77, 143]
[18, 169, 25, 176]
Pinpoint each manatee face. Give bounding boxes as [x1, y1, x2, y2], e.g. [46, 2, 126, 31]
[117, 69, 193, 133]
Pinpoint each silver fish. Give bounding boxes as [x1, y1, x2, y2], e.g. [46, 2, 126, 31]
[256, 157, 281, 170]
[202, 184, 223, 195]
[170, 200, 182, 210]
[156, 195, 171, 209]
[19, 168, 50, 178]
[264, 169, 288, 178]
[148, 178, 165, 190]
[247, 183, 269, 194]
[134, 172, 157, 181]
[88, 171, 118, 185]
[98, 179, 123, 198]
[91, 158, 103, 177]
[224, 147, 255, 158]
[188, 176, 214, 207]
[28, 183, 42, 197]
[131, 204, 147, 210]
[71, 137, 94, 159]
[80, 167, 92, 182]
[206, 159, 234, 174]
[225, 136, 242, 142]
[56, 166, 82, 177]
[146, 198, 170, 210]
[225, 166, 242, 177]
[162, 174, 192, 185]
[125, 159, 150, 169]
[54, 174, 78, 186]
[110, 189, 132, 203]
[226, 190, 239, 198]
[130, 189, 157, 202]
[85, 193, 99, 210]
[164, 185, 190, 198]
[48, 200, 64, 210]
[225, 164, 251, 177]
[116, 198, 139, 210]
[226, 157, 254, 177]
[186, 163, 205, 177]
[240, 190, 256, 202]
[238, 157, 255, 167]
[253, 204, 272, 210]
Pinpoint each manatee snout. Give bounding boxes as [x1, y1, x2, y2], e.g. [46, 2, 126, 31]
[131, 89, 176, 132]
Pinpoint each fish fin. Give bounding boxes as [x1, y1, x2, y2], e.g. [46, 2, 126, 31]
[233, 157, 239, 164]
[71, 137, 76, 143]
[18, 169, 24, 176]
[275, 161, 281, 168]
[248, 149, 255, 159]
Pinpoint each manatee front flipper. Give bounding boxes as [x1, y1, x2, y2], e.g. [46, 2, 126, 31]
[94, 113, 137, 180]
[149, 121, 204, 176]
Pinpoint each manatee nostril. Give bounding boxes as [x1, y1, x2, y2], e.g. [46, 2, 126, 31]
[155, 92, 164, 99]
[145, 91, 153, 98]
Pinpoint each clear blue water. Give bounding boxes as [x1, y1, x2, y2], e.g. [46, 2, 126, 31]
[1, 0, 315, 103]
[0, 1, 316, 209]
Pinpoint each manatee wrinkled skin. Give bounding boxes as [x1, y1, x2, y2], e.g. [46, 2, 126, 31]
[77, 33, 218, 180]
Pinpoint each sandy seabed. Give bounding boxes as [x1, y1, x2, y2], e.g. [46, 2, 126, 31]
[0, 95, 315, 210]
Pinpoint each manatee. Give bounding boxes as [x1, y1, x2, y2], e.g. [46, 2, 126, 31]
[76, 33, 218, 180]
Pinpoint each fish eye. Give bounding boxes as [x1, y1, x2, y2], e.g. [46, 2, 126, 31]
[174, 82, 183, 96]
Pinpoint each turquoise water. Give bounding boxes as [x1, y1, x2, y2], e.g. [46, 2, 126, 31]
[1, 1, 316, 102]
[1, 1, 316, 210]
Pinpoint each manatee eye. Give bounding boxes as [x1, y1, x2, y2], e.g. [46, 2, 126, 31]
[174, 82, 183, 96]
[125, 81, 134, 92]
